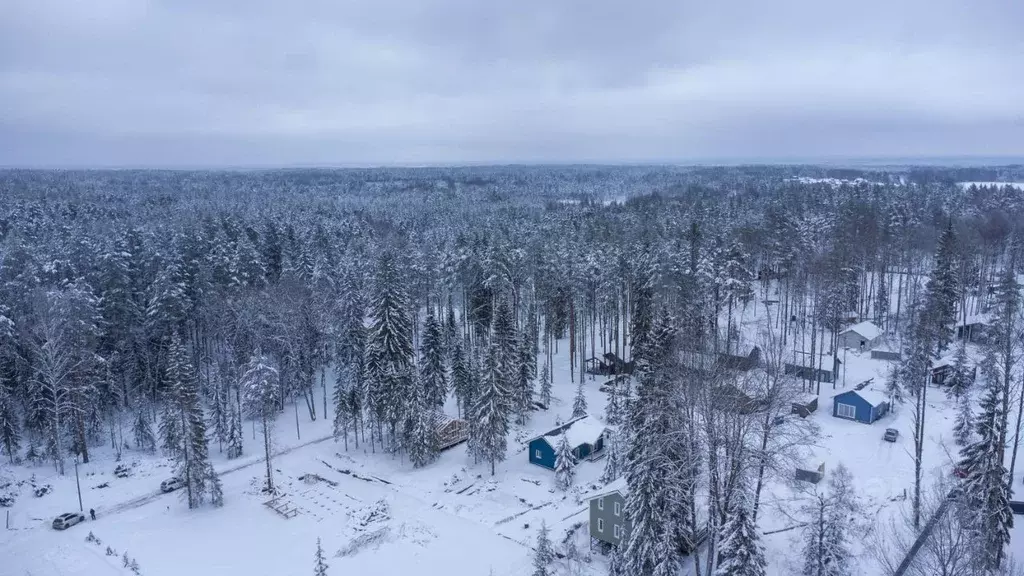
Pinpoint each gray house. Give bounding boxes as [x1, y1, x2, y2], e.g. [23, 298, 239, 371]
[838, 321, 883, 351]
[587, 479, 630, 550]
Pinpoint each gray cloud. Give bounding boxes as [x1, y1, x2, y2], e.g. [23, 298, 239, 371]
[1, 0, 1022, 166]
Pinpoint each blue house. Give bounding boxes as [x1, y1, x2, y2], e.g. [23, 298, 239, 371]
[527, 415, 607, 470]
[832, 389, 890, 424]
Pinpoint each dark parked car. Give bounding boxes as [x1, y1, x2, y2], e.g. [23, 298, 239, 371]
[883, 428, 899, 442]
[52, 512, 86, 530]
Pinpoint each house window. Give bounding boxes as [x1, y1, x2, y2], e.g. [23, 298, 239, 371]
[614, 524, 621, 538]
[614, 502, 621, 516]
[837, 403, 856, 419]
[535, 449, 542, 459]
[597, 518, 605, 532]
[597, 497, 604, 510]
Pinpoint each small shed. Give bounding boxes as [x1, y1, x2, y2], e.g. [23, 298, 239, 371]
[832, 389, 890, 424]
[603, 352, 635, 375]
[795, 461, 825, 484]
[711, 384, 764, 415]
[956, 313, 993, 343]
[430, 411, 469, 450]
[930, 356, 977, 386]
[527, 415, 607, 470]
[585, 357, 611, 376]
[838, 321, 883, 351]
[785, 353, 842, 384]
[870, 343, 902, 362]
[719, 345, 762, 372]
[791, 394, 819, 418]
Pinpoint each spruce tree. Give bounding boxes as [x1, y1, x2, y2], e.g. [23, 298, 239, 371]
[532, 521, 555, 576]
[163, 335, 218, 509]
[226, 402, 243, 459]
[714, 488, 767, 576]
[450, 341, 473, 418]
[539, 360, 552, 409]
[571, 380, 587, 419]
[600, 428, 622, 484]
[365, 252, 415, 449]
[952, 392, 973, 446]
[0, 384, 21, 464]
[945, 342, 972, 399]
[958, 372, 1012, 570]
[924, 221, 959, 353]
[554, 431, 576, 490]
[332, 368, 352, 449]
[314, 537, 329, 576]
[471, 344, 509, 475]
[407, 379, 438, 468]
[133, 410, 155, 453]
[241, 352, 280, 493]
[513, 336, 535, 424]
[419, 311, 448, 410]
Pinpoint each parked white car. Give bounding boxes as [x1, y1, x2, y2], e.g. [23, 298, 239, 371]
[160, 477, 185, 493]
[52, 512, 86, 530]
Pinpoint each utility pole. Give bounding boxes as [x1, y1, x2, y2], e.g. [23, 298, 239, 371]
[74, 457, 83, 512]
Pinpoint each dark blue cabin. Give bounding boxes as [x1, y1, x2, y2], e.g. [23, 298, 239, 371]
[832, 390, 889, 424]
[527, 415, 607, 470]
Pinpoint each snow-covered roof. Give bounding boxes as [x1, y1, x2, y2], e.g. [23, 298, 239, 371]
[960, 313, 994, 326]
[932, 356, 956, 370]
[839, 389, 888, 407]
[584, 478, 628, 501]
[840, 321, 882, 341]
[529, 415, 607, 449]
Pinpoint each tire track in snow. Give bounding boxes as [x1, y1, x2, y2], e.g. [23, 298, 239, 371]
[96, 434, 336, 517]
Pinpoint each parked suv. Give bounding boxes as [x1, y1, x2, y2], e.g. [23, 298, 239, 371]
[160, 477, 185, 493]
[883, 428, 899, 442]
[52, 512, 86, 530]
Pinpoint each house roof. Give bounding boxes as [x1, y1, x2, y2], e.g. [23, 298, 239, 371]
[960, 313, 994, 327]
[837, 389, 888, 407]
[528, 415, 607, 449]
[584, 478, 628, 501]
[840, 321, 882, 341]
[932, 356, 956, 370]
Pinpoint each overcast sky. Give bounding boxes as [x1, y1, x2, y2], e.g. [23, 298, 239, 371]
[1, 0, 1021, 167]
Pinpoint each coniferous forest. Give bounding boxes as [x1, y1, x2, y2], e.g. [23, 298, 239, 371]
[2, 165, 1024, 575]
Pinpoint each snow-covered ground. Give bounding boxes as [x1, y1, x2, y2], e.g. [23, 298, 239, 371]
[2, 289, 1022, 576]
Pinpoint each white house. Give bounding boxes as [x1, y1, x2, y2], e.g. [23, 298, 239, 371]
[838, 321, 883, 351]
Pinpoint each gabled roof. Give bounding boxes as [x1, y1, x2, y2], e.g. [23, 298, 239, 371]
[932, 356, 956, 370]
[840, 321, 882, 341]
[527, 415, 607, 449]
[584, 477, 628, 501]
[836, 389, 888, 407]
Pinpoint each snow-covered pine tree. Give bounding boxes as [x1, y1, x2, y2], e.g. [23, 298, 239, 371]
[945, 341, 972, 399]
[600, 428, 622, 484]
[224, 398, 243, 459]
[419, 311, 448, 410]
[800, 464, 856, 576]
[604, 376, 623, 426]
[365, 252, 415, 449]
[451, 340, 473, 419]
[207, 365, 230, 452]
[0, 384, 21, 464]
[714, 487, 766, 576]
[334, 274, 366, 448]
[952, 392, 973, 446]
[407, 378, 439, 468]
[554, 431, 576, 490]
[206, 460, 223, 507]
[513, 336, 535, 424]
[314, 537, 329, 576]
[132, 410, 155, 453]
[532, 521, 555, 576]
[571, 380, 587, 419]
[332, 367, 352, 450]
[163, 334, 217, 509]
[958, 368, 1012, 570]
[539, 360, 552, 409]
[240, 351, 280, 493]
[924, 221, 959, 354]
[471, 343, 509, 475]
[158, 398, 182, 459]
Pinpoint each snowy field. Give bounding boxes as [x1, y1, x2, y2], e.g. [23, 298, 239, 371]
[3, 290, 1023, 576]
